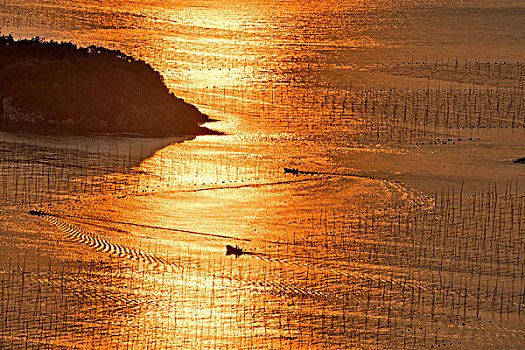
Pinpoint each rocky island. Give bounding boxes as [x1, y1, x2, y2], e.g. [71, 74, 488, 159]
[0, 35, 217, 136]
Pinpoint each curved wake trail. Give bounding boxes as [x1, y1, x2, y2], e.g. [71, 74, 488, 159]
[39, 211, 420, 298]
[32, 212, 334, 300]
[40, 212, 297, 246]
[34, 211, 485, 303]
[39, 214, 181, 271]
[42, 212, 254, 243]
[29, 210, 524, 340]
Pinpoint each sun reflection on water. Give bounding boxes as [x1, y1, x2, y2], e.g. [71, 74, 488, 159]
[1, 0, 525, 349]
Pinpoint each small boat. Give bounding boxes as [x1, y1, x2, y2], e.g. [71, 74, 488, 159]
[226, 245, 244, 258]
[284, 167, 299, 175]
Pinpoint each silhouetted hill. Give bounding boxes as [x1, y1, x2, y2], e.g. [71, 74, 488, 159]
[0, 35, 218, 136]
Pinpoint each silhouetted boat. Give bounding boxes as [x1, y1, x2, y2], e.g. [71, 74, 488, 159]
[226, 245, 244, 257]
[284, 167, 299, 175]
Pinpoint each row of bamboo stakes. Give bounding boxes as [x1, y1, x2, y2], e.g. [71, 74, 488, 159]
[1, 129, 523, 348]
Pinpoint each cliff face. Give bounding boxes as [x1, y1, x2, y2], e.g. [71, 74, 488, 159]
[0, 36, 217, 136]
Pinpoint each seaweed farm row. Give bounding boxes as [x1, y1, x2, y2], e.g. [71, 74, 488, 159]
[1, 171, 524, 349]
[0, 0, 153, 35]
[173, 75, 524, 147]
[0, 134, 150, 208]
[3, 1, 525, 147]
[145, 50, 525, 148]
[0, 129, 523, 350]
[0, 133, 290, 211]
[369, 60, 524, 87]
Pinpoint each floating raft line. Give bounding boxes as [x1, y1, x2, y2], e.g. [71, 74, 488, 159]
[284, 167, 372, 179]
[28, 210, 297, 246]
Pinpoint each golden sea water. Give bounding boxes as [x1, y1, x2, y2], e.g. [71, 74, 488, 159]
[1, 0, 525, 349]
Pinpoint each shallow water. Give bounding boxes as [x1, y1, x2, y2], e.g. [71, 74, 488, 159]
[1, 0, 525, 349]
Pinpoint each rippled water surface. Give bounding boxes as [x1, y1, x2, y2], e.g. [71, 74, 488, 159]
[1, 0, 525, 349]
